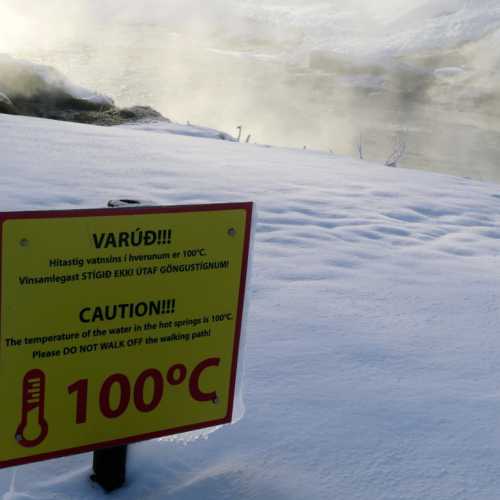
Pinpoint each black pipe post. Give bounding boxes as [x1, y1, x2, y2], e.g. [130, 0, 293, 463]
[91, 445, 128, 492]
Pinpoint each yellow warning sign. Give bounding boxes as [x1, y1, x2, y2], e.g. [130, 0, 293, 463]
[0, 203, 253, 468]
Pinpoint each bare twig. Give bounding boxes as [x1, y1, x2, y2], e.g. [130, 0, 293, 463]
[357, 133, 364, 160]
[384, 131, 407, 168]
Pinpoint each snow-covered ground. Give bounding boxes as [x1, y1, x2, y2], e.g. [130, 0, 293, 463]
[121, 121, 236, 142]
[1, 114, 500, 499]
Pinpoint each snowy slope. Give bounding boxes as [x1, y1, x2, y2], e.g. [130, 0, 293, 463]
[1, 114, 500, 500]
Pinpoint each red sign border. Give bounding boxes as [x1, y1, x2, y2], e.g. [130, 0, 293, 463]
[0, 202, 253, 468]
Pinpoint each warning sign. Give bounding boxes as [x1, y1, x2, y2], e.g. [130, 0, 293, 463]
[0, 202, 253, 468]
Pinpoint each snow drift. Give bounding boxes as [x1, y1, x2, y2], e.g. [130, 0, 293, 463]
[0, 113, 500, 499]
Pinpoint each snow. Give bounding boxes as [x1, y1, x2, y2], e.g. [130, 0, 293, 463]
[1, 113, 500, 499]
[121, 121, 236, 142]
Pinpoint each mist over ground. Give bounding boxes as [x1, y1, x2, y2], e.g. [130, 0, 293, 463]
[2, 0, 500, 181]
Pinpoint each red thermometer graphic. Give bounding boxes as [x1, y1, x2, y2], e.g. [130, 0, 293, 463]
[15, 369, 49, 447]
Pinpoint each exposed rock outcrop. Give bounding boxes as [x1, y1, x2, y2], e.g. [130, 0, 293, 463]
[0, 92, 17, 115]
[0, 55, 169, 126]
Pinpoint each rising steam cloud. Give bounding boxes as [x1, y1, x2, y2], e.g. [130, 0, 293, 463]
[1, 0, 500, 178]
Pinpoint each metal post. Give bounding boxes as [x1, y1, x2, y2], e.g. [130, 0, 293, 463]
[91, 445, 128, 492]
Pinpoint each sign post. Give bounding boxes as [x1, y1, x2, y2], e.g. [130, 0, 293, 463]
[0, 202, 253, 481]
[91, 444, 128, 492]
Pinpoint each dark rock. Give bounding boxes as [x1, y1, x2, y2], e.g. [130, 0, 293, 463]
[38, 105, 170, 126]
[0, 92, 17, 115]
[2, 91, 170, 126]
[0, 56, 169, 126]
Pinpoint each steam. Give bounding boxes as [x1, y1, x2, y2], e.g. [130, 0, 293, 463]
[1, 0, 500, 179]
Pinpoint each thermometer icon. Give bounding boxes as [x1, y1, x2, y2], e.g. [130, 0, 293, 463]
[15, 369, 49, 447]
